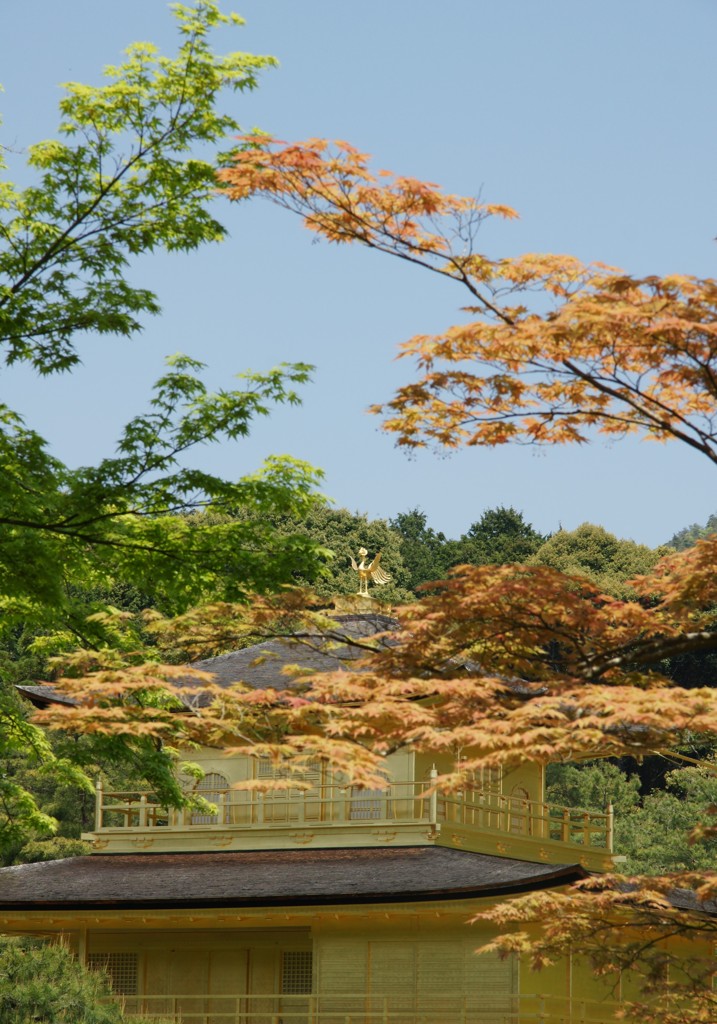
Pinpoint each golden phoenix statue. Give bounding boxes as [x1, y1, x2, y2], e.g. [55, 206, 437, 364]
[350, 547, 392, 596]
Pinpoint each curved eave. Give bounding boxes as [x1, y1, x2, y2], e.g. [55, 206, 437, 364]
[0, 846, 586, 913]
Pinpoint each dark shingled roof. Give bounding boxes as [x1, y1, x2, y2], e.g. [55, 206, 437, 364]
[667, 887, 717, 916]
[0, 847, 586, 911]
[15, 613, 398, 710]
[15, 684, 77, 708]
[183, 613, 398, 703]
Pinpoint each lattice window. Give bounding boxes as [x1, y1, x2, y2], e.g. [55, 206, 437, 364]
[509, 786, 531, 834]
[480, 766, 502, 794]
[191, 772, 229, 824]
[281, 950, 313, 994]
[87, 952, 138, 996]
[349, 786, 391, 820]
[256, 758, 321, 783]
[257, 757, 276, 779]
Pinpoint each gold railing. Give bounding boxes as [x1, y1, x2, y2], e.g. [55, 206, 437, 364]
[117, 991, 620, 1023]
[93, 780, 612, 852]
[441, 791, 613, 849]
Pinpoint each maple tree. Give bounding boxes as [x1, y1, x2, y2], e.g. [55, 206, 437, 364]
[33, 140, 717, 1020]
[221, 138, 717, 1023]
[0, 9, 333, 855]
[220, 137, 717, 458]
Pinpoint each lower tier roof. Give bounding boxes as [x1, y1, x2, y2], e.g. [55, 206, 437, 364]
[0, 846, 586, 911]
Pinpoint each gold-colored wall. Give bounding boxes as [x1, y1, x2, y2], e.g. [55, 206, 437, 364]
[88, 918, 518, 1020]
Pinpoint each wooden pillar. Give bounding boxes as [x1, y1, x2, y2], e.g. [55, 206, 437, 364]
[94, 778, 103, 831]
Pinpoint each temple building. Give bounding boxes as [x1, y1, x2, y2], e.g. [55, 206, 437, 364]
[0, 611, 637, 1023]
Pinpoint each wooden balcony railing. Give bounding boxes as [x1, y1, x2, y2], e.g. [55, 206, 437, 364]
[115, 990, 620, 1023]
[93, 779, 613, 852]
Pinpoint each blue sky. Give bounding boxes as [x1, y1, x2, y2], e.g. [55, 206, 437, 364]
[2, 0, 716, 546]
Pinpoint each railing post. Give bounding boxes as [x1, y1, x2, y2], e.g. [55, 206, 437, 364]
[95, 778, 103, 831]
[218, 791, 226, 825]
[606, 802, 614, 852]
[139, 794, 147, 828]
[561, 807, 570, 843]
[538, 994, 546, 1023]
[415, 781, 423, 821]
[428, 765, 438, 830]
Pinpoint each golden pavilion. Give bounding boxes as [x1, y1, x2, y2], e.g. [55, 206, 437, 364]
[0, 610, 672, 1023]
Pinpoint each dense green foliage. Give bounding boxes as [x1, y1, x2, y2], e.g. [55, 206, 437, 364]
[0, 683, 94, 858]
[528, 522, 670, 598]
[0, 936, 162, 1024]
[249, 502, 545, 599]
[391, 505, 545, 591]
[547, 759, 717, 873]
[449, 506, 546, 568]
[0, 709, 178, 865]
[1, 358, 324, 639]
[389, 509, 452, 591]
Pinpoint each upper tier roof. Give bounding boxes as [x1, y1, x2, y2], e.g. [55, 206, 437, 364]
[182, 612, 398, 703]
[17, 613, 398, 709]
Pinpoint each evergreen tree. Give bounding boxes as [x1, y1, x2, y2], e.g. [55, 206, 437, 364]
[668, 513, 717, 551]
[0, 936, 162, 1024]
[451, 506, 546, 567]
[390, 508, 452, 591]
[547, 759, 717, 875]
